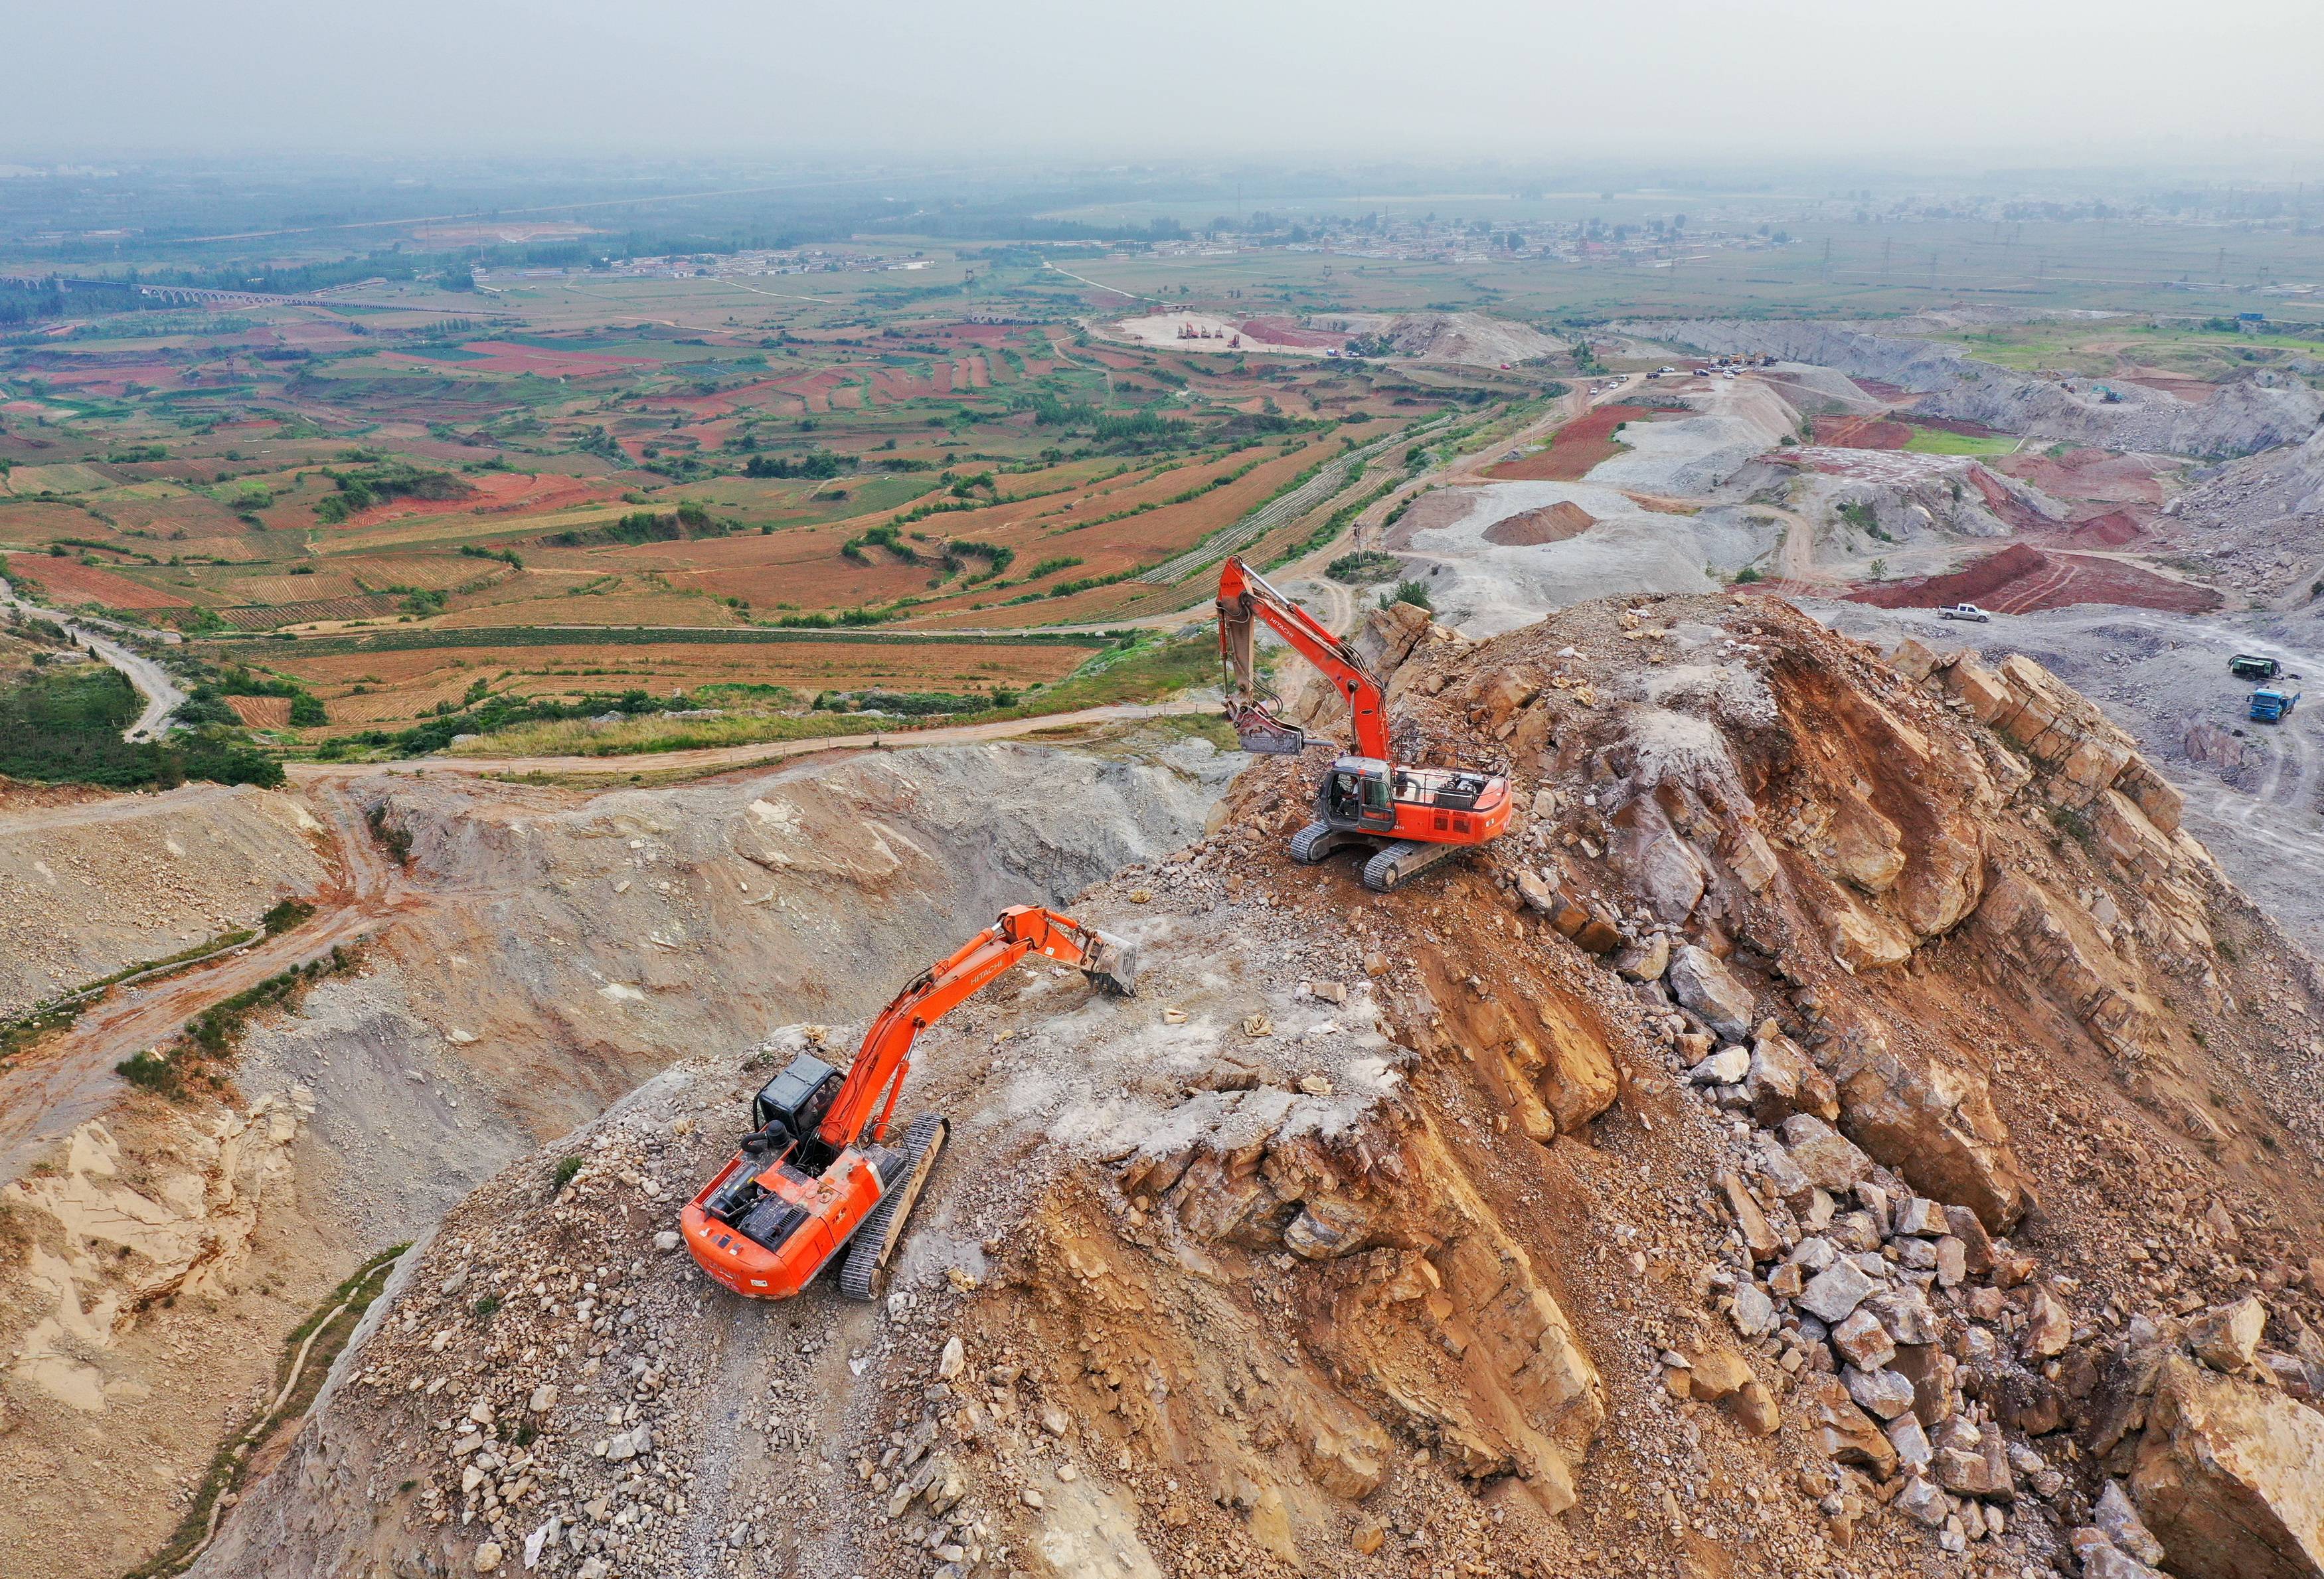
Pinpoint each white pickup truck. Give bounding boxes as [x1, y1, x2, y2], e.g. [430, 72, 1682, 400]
[1937, 603, 1991, 623]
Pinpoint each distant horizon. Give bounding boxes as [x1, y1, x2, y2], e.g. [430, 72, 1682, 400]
[9, 0, 2321, 169]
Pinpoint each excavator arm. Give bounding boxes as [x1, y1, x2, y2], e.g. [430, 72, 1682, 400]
[1215, 555, 1390, 760]
[817, 905, 1135, 1150]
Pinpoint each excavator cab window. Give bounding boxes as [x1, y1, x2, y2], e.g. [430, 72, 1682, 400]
[1360, 773, 1392, 819]
[754, 1054, 843, 1139]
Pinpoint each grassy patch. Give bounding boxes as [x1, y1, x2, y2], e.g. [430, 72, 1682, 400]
[1325, 550, 1401, 584]
[1, 924, 259, 1066]
[1903, 426, 2019, 457]
[0, 663, 281, 790]
[260, 898, 315, 936]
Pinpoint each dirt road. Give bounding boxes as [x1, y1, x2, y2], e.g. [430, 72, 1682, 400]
[0, 786, 415, 1182]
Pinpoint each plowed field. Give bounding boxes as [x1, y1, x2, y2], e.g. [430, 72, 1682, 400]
[5, 554, 191, 609]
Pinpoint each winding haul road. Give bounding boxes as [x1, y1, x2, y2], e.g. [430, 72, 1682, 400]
[1, 575, 186, 741]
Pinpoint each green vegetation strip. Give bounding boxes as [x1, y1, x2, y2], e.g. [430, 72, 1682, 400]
[123, 1245, 409, 1579]
[203, 625, 1119, 659]
[0, 925, 262, 1064]
[443, 628, 1215, 760]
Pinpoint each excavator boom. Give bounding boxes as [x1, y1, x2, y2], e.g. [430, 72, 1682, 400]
[1216, 555, 1390, 761]
[681, 906, 1134, 1300]
[817, 905, 1134, 1150]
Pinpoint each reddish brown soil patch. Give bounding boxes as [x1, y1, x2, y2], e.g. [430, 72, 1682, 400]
[1849, 543, 2219, 616]
[1855, 378, 1912, 401]
[5, 554, 191, 610]
[1238, 317, 1346, 349]
[457, 342, 653, 378]
[2062, 509, 2145, 547]
[1993, 448, 2167, 508]
[223, 695, 291, 727]
[1810, 415, 1912, 450]
[2117, 375, 2215, 403]
[1487, 406, 1633, 481]
[1484, 501, 1598, 546]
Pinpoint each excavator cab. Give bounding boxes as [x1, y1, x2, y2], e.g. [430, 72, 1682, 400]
[1324, 756, 1398, 830]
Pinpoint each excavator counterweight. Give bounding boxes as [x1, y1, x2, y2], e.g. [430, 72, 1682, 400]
[1215, 556, 1511, 890]
[681, 906, 1135, 1301]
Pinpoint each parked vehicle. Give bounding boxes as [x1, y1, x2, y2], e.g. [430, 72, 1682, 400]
[2229, 653, 2281, 681]
[2251, 687, 2301, 724]
[1938, 603, 1991, 623]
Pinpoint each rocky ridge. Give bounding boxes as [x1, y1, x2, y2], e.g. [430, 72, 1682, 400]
[198, 595, 2324, 1579]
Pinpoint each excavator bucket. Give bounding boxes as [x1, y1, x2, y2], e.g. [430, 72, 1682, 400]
[1080, 930, 1139, 997]
[1227, 701, 1309, 756]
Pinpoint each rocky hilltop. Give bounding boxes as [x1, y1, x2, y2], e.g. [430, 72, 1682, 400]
[199, 596, 2324, 1579]
[1621, 317, 2324, 457]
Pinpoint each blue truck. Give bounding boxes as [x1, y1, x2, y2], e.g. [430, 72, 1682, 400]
[2250, 687, 2301, 724]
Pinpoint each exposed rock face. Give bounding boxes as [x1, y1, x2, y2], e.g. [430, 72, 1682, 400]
[1116, 1091, 1607, 1513]
[1667, 945, 1754, 1039]
[2131, 1355, 2324, 1579]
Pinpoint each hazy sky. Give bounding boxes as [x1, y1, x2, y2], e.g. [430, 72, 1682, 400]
[10, 0, 2322, 165]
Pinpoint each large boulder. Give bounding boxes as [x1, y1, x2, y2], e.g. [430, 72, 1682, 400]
[2130, 1353, 2324, 1579]
[1831, 1037, 2029, 1232]
[1668, 946, 1756, 1040]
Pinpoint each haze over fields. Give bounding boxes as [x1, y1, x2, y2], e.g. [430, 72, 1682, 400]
[9, 0, 2323, 160]
[15, 10, 2324, 1579]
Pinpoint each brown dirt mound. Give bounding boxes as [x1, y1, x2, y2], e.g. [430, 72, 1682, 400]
[1484, 501, 1598, 545]
[1810, 415, 1912, 450]
[2064, 509, 2146, 547]
[1849, 542, 2220, 614]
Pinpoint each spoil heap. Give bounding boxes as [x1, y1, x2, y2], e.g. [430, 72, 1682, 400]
[203, 595, 2324, 1579]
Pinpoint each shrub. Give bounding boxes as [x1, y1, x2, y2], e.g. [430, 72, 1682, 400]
[116, 1049, 181, 1096]
[1325, 550, 1399, 584]
[1382, 579, 1433, 612]
[261, 898, 315, 936]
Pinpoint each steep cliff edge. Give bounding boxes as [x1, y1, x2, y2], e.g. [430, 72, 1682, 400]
[198, 598, 2324, 1579]
[0, 736, 1229, 1579]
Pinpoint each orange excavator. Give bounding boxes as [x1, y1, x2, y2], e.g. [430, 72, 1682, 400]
[681, 906, 1135, 1301]
[1216, 554, 1511, 891]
